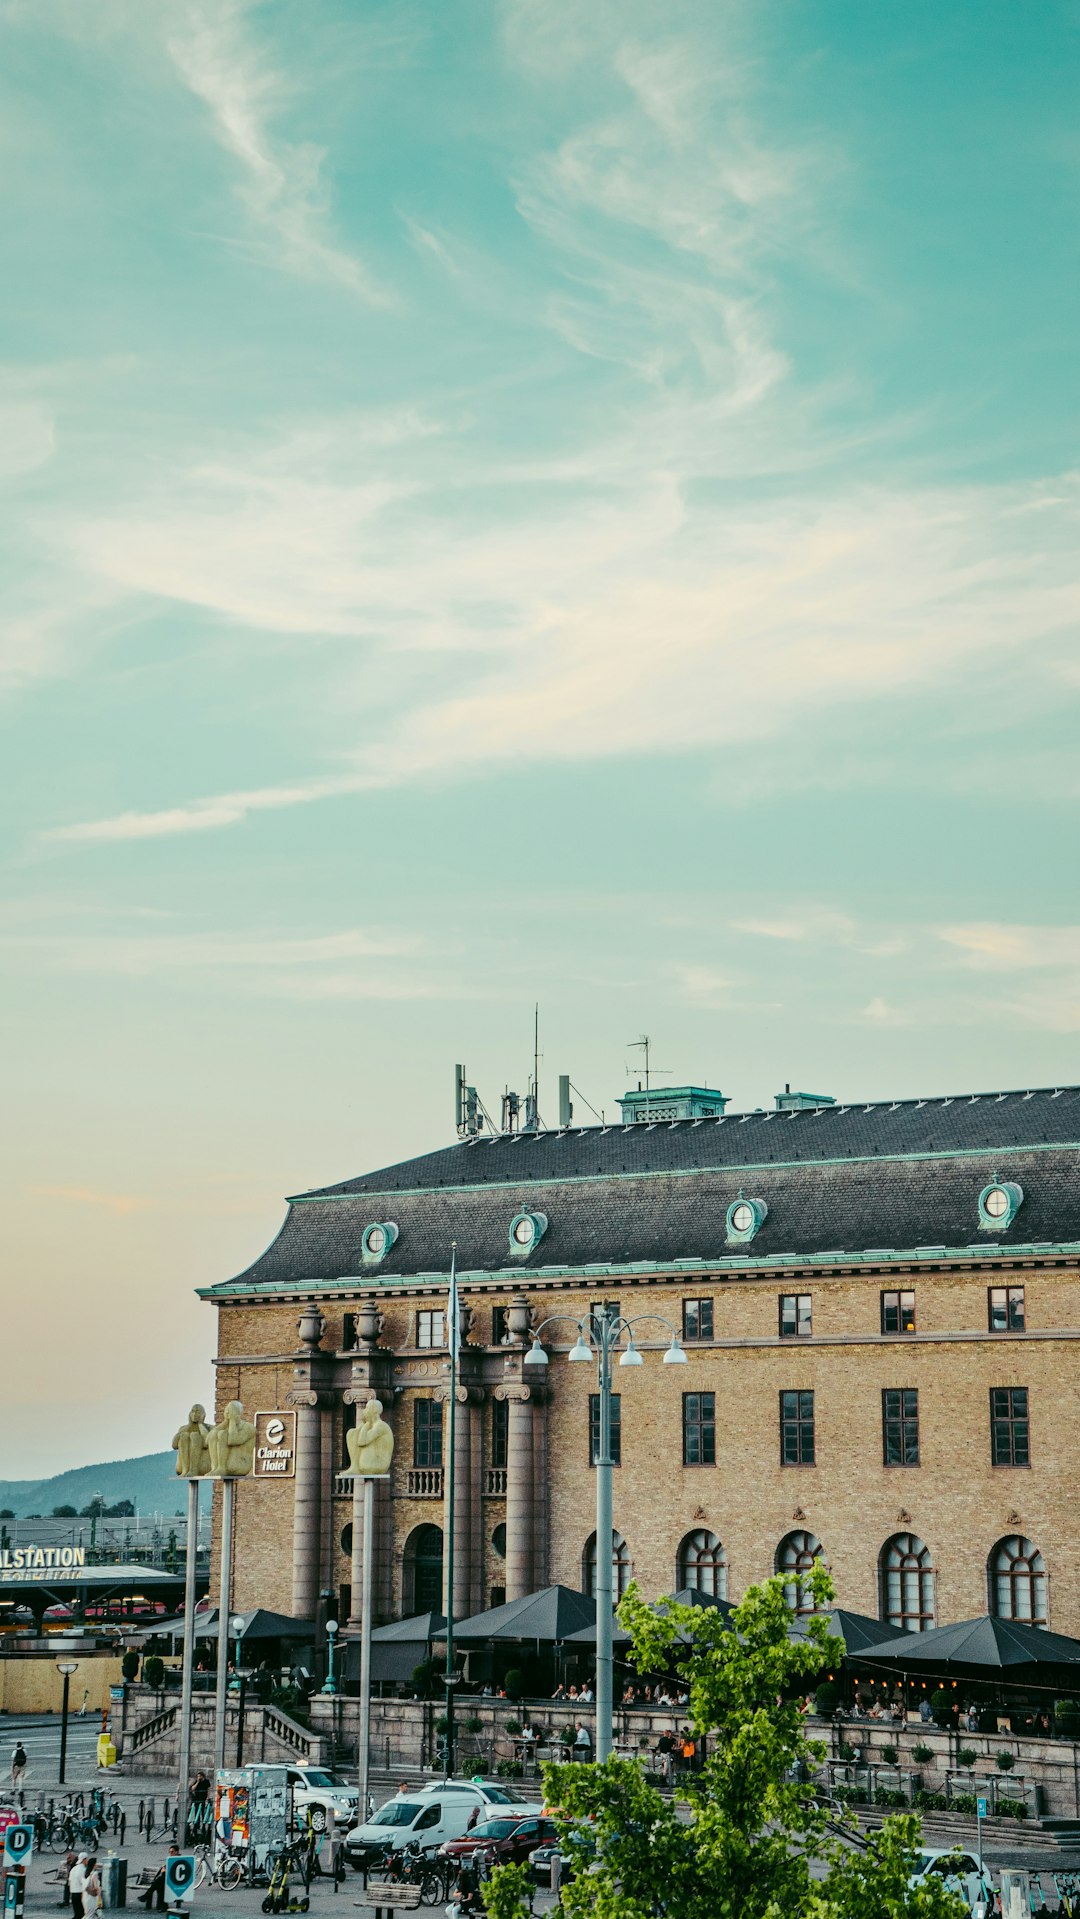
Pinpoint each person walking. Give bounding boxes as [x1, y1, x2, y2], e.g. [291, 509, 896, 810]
[68, 1855, 89, 1919]
[83, 1858, 102, 1916]
[10, 1741, 27, 1797]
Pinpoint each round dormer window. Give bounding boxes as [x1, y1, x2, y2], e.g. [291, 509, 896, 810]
[726, 1195, 767, 1244]
[508, 1210, 548, 1256]
[361, 1221, 398, 1262]
[730, 1201, 756, 1235]
[978, 1181, 1023, 1231]
[512, 1217, 534, 1246]
[983, 1187, 1010, 1220]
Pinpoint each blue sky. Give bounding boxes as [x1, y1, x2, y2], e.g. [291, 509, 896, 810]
[2, 0, 1079, 1473]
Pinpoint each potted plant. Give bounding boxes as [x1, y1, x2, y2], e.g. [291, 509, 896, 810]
[143, 1655, 165, 1692]
[814, 1681, 840, 1717]
[121, 1650, 139, 1683]
[956, 1747, 977, 1769]
[504, 1668, 525, 1701]
[996, 1750, 1016, 1773]
[879, 1744, 899, 1766]
[912, 1744, 933, 1766]
[930, 1689, 952, 1728]
[465, 1716, 484, 1734]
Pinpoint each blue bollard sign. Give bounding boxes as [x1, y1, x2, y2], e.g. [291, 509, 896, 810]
[2, 1828, 32, 1867]
[164, 1855, 196, 1906]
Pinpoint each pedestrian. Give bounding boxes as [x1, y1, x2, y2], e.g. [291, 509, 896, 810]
[10, 1741, 27, 1796]
[68, 1855, 89, 1919]
[138, 1844, 178, 1911]
[84, 1858, 102, 1916]
[919, 1695, 932, 1724]
[654, 1729, 675, 1783]
[57, 1850, 78, 1909]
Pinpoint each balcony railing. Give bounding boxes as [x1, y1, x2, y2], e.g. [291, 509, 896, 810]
[484, 1468, 508, 1497]
[406, 1467, 444, 1499]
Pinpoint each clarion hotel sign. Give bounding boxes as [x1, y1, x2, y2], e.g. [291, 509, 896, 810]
[253, 1410, 297, 1479]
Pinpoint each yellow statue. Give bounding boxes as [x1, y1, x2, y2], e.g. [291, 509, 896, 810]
[207, 1401, 257, 1477]
[172, 1404, 211, 1477]
[347, 1398, 394, 1477]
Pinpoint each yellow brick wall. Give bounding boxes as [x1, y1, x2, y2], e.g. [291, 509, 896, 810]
[211, 1264, 1080, 1633]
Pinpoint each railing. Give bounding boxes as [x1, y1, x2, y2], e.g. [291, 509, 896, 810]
[484, 1468, 507, 1496]
[263, 1706, 316, 1756]
[406, 1467, 444, 1498]
[130, 1704, 178, 1753]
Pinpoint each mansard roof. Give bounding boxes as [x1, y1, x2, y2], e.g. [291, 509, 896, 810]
[205, 1084, 1080, 1297]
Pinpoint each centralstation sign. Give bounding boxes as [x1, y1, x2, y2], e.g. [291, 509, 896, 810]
[0, 1546, 87, 1583]
[253, 1411, 296, 1479]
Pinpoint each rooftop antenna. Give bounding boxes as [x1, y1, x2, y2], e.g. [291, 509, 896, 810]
[524, 1002, 544, 1131]
[625, 1034, 672, 1123]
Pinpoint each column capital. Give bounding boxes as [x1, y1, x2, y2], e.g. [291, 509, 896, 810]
[433, 1383, 485, 1405]
[493, 1383, 533, 1404]
[285, 1388, 321, 1409]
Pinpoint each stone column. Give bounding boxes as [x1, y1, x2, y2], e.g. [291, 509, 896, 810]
[288, 1388, 322, 1622]
[437, 1384, 475, 1622]
[499, 1385, 534, 1602]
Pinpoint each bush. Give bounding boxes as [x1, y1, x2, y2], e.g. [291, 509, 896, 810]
[503, 1668, 525, 1701]
[412, 1659, 437, 1699]
[873, 1787, 907, 1807]
[121, 1651, 139, 1682]
[434, 1714, 449, 1735]
[956, 1747, 977, 1768]
[838, 1743, 859, 1763]
[912, 1743, 934, 1765]
[914, 1789, 949, 1812]
[503, 1718, 521, 1735]
[465, 1716, 484, 1734]
[814, 1681, 840, 1717]
[996, 1750, 1016, 1772]
[143, 1655, 165, 1690]
[996, 1795, 1027, 1820]
[930, 1689, 952, 1728]
[494, 1759, 523, 1778]
[951, 1792, 977, 1816]
[878, 1744, 899, 1765]
[832, 1785, 868, 1806]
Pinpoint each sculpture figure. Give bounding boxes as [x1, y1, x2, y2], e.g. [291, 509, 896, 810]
[171, 1404, 211, 1478]
[346, 1398, 394, 1477]
[207, 1400, 257, 1477]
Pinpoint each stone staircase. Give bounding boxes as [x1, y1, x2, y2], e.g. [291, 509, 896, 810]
[120, 1699, 329, 1774]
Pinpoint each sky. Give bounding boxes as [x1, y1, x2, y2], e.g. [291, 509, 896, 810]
[2, 0, 1079, 1475]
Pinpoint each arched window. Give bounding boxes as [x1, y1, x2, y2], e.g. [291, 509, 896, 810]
[676, 1529, 727, 1599]
[989, 1535, 1047, 1626]
[583, 1530, 631, 1601]
[880, 1532, 935, 1632]
[403, 1524, 443, 1616]
[776, 1530, 824, 1615]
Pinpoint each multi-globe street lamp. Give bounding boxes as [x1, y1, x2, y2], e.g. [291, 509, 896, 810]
[524, 1306, 687, 1760]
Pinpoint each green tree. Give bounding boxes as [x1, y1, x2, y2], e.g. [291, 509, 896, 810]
[485, 1565, 965, 1919]
[52, 1505, 78, 1518]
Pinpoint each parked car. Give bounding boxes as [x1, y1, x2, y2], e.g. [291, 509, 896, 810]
[344, 1785, 512, 1869]
[285, 1764, 360, 1833]
[908, 1849, 992, 1907]
[440, 1810, 555, 1870]
[529, 1823, 596, 1887]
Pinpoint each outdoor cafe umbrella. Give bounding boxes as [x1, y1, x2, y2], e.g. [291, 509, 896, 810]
[365, 1610, 450, 1685]
[168, 1606, 313, 1642]
[791, 1609, 908, 1657]
[563, 1588, 735, 1648]
[848, 1615, 1080, 1687]
[453, 1585, 596, 1644]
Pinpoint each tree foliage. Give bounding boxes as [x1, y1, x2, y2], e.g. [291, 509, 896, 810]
[484, 1564, 966, 1918]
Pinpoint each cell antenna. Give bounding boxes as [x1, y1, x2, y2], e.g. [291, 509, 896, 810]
[625, 1034, 671, 1123]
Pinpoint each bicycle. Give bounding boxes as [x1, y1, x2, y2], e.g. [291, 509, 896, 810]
[382, 1840, 446, 1907]
[193, 1843, 245, 1892]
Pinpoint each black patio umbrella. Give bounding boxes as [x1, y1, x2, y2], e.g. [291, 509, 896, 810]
[364, 1611, 450, 1685]
[849, 1615, 1080, 1686]
[369, 1611, 449, 1643]
[453, 1585, 596, 1643]
[563, 1588, 735, 1648]
[168, 1606, 313, 1642]
[791, 1609, 907, 1657]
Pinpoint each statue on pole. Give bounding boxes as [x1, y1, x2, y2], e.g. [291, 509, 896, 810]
[207, 1401, 257, 1478]
[346, 1398, 394, 1477]
[171, 1405, 211, 1478]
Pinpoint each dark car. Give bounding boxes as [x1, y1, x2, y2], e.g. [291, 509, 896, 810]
[529, 1824, 596, 1887]
[440, 1814, 558, 1869]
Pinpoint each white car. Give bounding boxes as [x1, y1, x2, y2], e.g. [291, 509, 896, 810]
[909, 1849, 992, 1907]
[344, 1782, 515, 1866]
[286, 1764, 360, 1833]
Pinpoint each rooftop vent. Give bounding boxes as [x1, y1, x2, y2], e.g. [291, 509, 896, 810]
[617, 1084, 728, 1124]
[774, 1084, 836, 1112]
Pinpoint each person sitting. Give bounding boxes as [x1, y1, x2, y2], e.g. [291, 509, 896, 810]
[578, 1682, 594, 1704]
[551, 1682, 565, 1699]
[918, 1696, 932, 1723]
[573, 1721, 592, 1762]
[622, 1684, 636, 1705]
[138, 1844, 180, 1911]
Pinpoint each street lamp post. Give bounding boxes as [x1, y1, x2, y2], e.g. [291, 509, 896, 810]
[230, 1615, 247, 1767]
[525, 1308, 687, 1761]
[322, 1619, 339, 1696]
[56, 1661, 79, 1786]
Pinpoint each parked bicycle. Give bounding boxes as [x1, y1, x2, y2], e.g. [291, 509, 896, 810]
[193, 1843, 245, 1892]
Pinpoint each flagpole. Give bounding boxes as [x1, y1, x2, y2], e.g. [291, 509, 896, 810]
[444, 1243, 458, 1780]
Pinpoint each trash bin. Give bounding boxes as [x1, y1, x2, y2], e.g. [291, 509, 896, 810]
[97, 1734, 117, 1769]
[0, 1865, 26, 1917]
[99, 1856, 128, 1909]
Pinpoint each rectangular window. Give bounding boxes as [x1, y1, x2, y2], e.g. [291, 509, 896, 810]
[589, 1393, 621, 1466]
[491, 1397, 509, 1470]
[882, 1388, 920, 1466]
[416, 1309, 446, 1349]
[682, 1298, 714, 1341]
[413, 1399, 443, 1468]
[780, 1390, 815, 1466]
[881, 1289, 916, 1335]
[779, 1294, 812, 1339]
[491, 1305, 509, 1346]
[682, 1392, 716, 1466]
[590, 1299, 620, 1331]
[989, 1286, 1025, 1333]
[991, 1387, 1029, 1467]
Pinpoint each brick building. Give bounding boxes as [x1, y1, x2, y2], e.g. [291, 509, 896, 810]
[200, 1083, 1080, 1645]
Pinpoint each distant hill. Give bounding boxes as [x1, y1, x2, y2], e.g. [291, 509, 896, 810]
[0, 1452, 183, 1518]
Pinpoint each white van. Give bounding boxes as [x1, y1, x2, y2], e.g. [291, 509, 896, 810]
[343, 1785, 518, 1868]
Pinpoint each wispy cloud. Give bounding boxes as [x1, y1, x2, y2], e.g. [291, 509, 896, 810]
[0, 927, 419, 975]
[939, 923, 1080, 970]
[34, 1185, 149, 1217]
[166, 1, 388, 305]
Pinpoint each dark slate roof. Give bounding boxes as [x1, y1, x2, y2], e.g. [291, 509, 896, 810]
[208, 1086, 1080, 1295]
